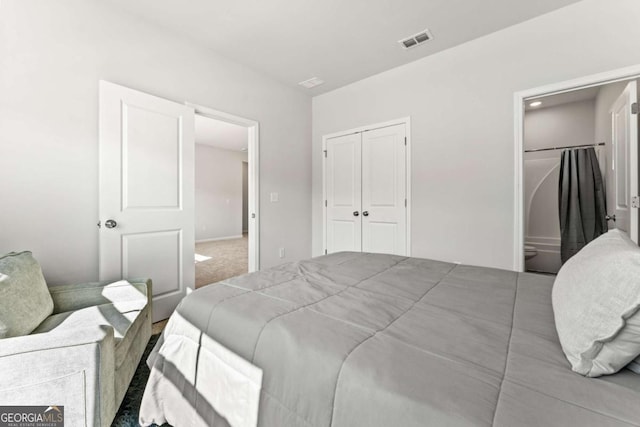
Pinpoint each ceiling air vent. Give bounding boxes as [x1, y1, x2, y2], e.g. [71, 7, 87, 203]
[399, 29, 433, 50]
[298, 77, 325, 89]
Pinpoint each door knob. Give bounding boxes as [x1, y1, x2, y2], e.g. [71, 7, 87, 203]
[606, 214, 616, 222]
[353, 211, 359, 216]
[105, 219, 118, 229]
[362, 211, 369, 217]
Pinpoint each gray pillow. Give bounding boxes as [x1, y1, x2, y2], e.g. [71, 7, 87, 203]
[552, 229, 640, 377]
[0, 251, 54, 338]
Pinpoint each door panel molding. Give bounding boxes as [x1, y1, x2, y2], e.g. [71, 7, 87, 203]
[122, 229, 183, 297]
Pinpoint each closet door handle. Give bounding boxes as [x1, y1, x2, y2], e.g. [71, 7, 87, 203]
[362, 211, 369, 217]
[353, 211, 359, 217]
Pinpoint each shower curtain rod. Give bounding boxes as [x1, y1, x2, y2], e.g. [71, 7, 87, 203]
[524, 142, 605, 153]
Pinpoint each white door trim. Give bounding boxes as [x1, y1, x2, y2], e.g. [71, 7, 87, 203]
[513, 64, 640, 271]
[186, 103, 260, 272]
[322, 117, 411, 256]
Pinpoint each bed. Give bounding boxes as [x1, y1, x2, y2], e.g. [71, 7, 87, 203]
[139, 251, 640, 427]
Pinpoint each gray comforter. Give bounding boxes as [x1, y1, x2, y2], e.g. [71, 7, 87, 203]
[142, 252, 640, 426]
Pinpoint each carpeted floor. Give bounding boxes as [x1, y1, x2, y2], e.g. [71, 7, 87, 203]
[195, 234, 248, 288]
[112, 334, 168, 427]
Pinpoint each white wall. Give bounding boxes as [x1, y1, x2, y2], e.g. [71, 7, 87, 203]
[523, 99, 596, 273]
[525, 100, 595, 151]
[312, 0, 640, 269]
[0, 0, 311, 284]
[195, 145, 246, 241]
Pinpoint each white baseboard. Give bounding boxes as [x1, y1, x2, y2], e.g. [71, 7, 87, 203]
[196, 234, 243, 244]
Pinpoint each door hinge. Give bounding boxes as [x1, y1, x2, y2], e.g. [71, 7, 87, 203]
[404, 137, 407, 146]
[325, 249, 327, 255]
[325, 200, 327, 207]
[324, 149, 327, 157]
[632, 103, 638, 115]
[632, 196, 640, 209]
[405, 198, 407, 207]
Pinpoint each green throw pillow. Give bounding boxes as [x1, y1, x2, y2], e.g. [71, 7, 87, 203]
[0, 251, 54, 338]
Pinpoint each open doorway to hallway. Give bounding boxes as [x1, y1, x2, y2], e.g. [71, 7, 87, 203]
[194, 114, 250, 288]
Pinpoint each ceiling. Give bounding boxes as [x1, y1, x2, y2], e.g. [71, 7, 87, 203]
[195, 115, 248, 151]
[108, 0, 581, 94]
[525, 86, 600, 111]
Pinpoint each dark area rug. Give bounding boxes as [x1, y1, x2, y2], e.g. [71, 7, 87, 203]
[112, 333, 170, 427]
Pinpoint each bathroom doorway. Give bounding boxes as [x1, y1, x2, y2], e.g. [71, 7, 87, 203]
[515, 68, 640, 273]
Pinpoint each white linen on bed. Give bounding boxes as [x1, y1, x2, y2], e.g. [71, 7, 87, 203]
[139, 312, 262, 427]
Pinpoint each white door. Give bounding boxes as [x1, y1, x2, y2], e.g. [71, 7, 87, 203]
[99, 81, 195, 322]
[611, 80, 638, 243]
[325, 133, 362, 253]
[362, 125, 407, 255]
[324, 123, 408, 256]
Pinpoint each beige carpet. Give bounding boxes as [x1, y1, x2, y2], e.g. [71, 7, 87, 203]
[195, 234, 248, 288]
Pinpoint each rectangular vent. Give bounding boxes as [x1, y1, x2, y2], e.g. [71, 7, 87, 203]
[399, 29, 433, 50]
[402, 39, 417, 49]
[298, 77, 325, 89]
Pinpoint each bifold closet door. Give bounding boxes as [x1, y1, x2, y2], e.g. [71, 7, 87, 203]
[362, 124, 407, 255]
[326, 133, 362, 253]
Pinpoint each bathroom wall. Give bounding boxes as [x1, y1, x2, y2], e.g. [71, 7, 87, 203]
[524, 99, 596, 273]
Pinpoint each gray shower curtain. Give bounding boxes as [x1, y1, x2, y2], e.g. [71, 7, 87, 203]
[558, 147, 607, 263]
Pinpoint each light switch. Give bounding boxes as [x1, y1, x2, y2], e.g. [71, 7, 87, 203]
[270, 192, 279, 202]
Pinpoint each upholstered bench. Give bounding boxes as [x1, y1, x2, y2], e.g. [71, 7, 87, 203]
[0, 251, 152, 427]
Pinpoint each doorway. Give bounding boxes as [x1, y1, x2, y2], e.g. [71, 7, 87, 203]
[190, 105, 260, 287]
[514, 66, 640, 272]
[99, 83, 260, 321]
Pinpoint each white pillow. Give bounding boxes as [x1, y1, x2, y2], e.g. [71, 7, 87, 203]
[552, 229, 640, 377]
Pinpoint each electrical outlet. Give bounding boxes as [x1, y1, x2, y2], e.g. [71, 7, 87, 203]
[279, 247, 285, 258]
[270, 192, 279, 202]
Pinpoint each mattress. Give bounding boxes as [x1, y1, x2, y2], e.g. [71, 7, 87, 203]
[139, 252, 640, 426]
